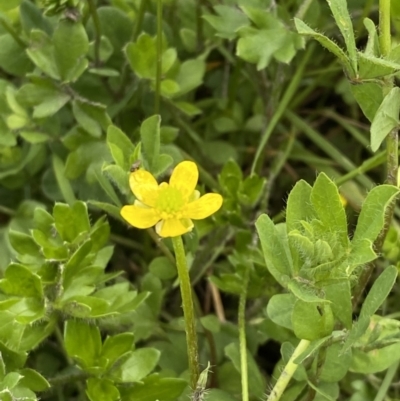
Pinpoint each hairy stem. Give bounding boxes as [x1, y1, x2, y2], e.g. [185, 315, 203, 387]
[172, 235, 200, 389]
[155, 0, 163, 114]
[267, 339, 310, 401]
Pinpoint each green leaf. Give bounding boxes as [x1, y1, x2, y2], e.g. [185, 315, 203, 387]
[0, 263, 43, 298]
[294, 18, 354, 78]
[255, 215, 292, 285]
[26, 30, 59, 79]
[173, 101, 202, 116]
[310, 173, 348, 250]
[62, 239, 93, 287]
[19, 368, 50, 392]
[350, 82, 383, 122]
[2, 372, 23, 390]
[53, 202, 90, 242]
[0, 34, 32, 76]
[358, 52, 400, 79]
[88, 35, 114, 63]
[236, 28, 286, 69]
[203, 5, 250, 40]
[370, 87, 400, 152]
[8, 231, 41, 257]
[20, 0, 52, 36]
[107, 125, 135, 170]
[64, 320, 102, 369]
[63, 295, 112, 318]
[266, 293, 295, 330]
[119, 375, 187, 401]
[324, 281, 352, 329]
[86, 378, 120, 401]
[363, 18, 379, 56]
[359, 266, 397, 319]
[140, 115, 160, 172]
[89, 201, 123, 221]
[53, 20, 89, 82]
[102, 164, 129, 199]
[101, 333, 134, 368]
[72, 100, 111, 138]
[351, 343, 400, 374]
[0, 0, 21, 11]
[353, 185, 399, 243]
[286, 179, 315, 232]
[52, 155, 76, 205]
[202, 141, 238, 165]
[18, 131, 48, 144]
[287, 279, 329, 303]
[125, 34, 156, 79]
[152, 154, 173, 177]
[326, 0, 357, 74]
[17, 81, 71, 118]
[110, 348, 160, 383]
[319, 343, 352, 382]
[292, 300, 334, 340]
[149, 257, 177, 280]
[173, 59, 205, 97]
[160, 79, 180, 97]
[92, 165, 123, 207]
[343, 266, 397, 352]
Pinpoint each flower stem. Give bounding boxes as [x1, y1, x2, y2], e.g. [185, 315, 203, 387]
[379, 0, 391, 57]
[239, 266, 250, 401]
[267, 339, 310, 401]
[155, 0, 163, 114]
[171, 235, 200, 389]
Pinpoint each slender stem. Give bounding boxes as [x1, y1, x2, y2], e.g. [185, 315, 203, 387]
[0, 204, 15, 216]
[295, 0, 314, 20]
[116, 0, 146, 97]
[251, 44, 313, 174]
[155, 0, 163, 114]
[171, 235, 200, 389]
[304, 345, 327, 401]
[147, 228, 175, 264]
[0, 18, 26, 48]
[196, 0, 203, 52]
[133, 0, 147, 41]
[239, 266, 250, 401]
[335, 150, 386, 186]
[87, 0, 101, 66]
[374, 361, 400, 401]
[267, 339, 310, 401]
[379, 0, 391, 57]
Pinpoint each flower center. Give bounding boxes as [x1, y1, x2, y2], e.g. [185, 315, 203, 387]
[155, 186, 184, 218]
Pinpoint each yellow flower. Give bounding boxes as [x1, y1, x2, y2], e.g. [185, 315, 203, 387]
[121, 161, 223, 238]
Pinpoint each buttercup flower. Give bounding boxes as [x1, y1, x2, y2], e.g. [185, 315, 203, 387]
[121, 161, 223, 238]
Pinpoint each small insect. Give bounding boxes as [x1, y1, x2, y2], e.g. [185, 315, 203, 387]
[130, 160, 141, 172]
[316, 305, 324, 316]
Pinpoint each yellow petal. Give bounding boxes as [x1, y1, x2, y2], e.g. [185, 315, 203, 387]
[129, 169, 158, 207]
[155, 218, 193, 237]
[169, 161, 198, 200]
[184, 193, 223, 219]
[121, 205, 160, 229]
